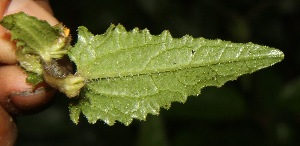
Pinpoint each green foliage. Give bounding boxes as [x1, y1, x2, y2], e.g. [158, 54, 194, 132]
[68, 24, 283, 125]
[1, 12, 284, 126]
[0, 12, 70, 62]
[26, 72, 44, 86]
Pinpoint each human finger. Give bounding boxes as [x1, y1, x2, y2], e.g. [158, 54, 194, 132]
[0, 66, 56, 115]
[0, 0, 59, 64]
[0, 0, 59, 115]
[0, 106, 17, 146]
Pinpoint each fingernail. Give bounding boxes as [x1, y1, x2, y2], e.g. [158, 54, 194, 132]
[10, 86, 46, 97]
[2, 86, 55, 115]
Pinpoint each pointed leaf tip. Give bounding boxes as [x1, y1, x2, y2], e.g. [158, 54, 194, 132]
[68, 24, 284, 125]
[1, 13, 284, 126]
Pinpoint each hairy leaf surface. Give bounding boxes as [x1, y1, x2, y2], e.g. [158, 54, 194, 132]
[0, 12, 284, 126]
[68, 24, 284, 125]
[0, 12, 70, 63]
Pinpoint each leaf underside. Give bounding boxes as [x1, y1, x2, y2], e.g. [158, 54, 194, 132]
[0, 12, 67, 62]
[0, 12, 284, 126]
[68, 24, 283, 126]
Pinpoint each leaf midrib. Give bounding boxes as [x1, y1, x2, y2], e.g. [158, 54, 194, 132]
[85, 54, 282, 80]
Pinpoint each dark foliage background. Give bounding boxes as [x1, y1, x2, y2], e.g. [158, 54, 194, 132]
[16, 0, 300, 145]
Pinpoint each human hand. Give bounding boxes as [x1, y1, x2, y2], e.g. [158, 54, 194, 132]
[0, 0, 58, 145]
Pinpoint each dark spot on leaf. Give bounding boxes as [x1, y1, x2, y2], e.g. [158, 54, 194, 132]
[192, 50, 196, 54]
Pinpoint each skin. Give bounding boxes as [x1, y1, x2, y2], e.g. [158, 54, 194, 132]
[0, 0, 58, 145]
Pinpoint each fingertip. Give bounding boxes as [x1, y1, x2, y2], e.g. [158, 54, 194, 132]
[34, 0, 53, 15]
[0, 0, 58, 64]
[6, 86, 56, 115]
[0, 65, 56, 115]
[0, 66, 33, 97]
[0, 106, 17, 146]
[0, 0, 11, 19]
[0, 0, 16, 64]
[6, 0, 58, 25]
[0, 32, 17, 64]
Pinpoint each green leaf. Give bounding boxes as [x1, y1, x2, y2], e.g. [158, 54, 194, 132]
[26, 72, 44, 86]
[16, 49, 43, 75]
[1, 12, 284, 126]
[68, 24, 284, 125]
[1, 12, 82, 96]
[0, 12, 70, 62]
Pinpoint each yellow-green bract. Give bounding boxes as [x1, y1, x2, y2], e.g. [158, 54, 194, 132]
[0, 12, 284, 126]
